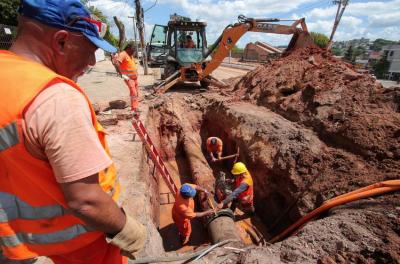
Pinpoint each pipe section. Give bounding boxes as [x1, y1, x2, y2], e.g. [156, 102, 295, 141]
[181, 132, 240, 243]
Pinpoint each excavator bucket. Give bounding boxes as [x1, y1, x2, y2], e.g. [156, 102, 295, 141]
[284, 31, 315, 55]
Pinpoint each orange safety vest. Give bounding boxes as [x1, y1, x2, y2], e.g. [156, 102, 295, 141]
[235, 172, 254, 202]
[0, 51, 120, 260]
[206, 137, 223, 153]
[119, 51, 137, 78]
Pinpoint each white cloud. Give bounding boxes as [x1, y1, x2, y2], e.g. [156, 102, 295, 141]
[303, 0, 400, 42]
[90, 0, 135, 39]
[369, 11, 400, 27]
[90, 0, 400, 47]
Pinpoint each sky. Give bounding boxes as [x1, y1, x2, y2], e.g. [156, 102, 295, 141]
[88, 0, 400, 47]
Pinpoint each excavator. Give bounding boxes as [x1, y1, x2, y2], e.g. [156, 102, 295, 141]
[150, 15, 313, 94]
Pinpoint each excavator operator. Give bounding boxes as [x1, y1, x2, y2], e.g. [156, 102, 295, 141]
[184, 35, 195, 48]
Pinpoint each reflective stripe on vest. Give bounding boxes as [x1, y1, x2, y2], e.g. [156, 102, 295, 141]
[1, 224, 91, 247]
[0, 192, 67, 223]
[0, 122, 19, 152]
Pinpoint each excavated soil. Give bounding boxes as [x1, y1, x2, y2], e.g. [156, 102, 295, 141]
[145, 44, 399, 263]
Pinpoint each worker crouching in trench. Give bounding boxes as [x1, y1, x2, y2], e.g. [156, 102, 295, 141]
[217, 162, 255, 214]
[172, 184, 214, 245]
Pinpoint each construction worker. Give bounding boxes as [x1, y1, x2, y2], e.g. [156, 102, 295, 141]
[172, 184, 214, 245]
[217, 162, 255, 214]
[113, 43, 140, 115]
[206, 137, 223, 162]
[184, 35, 195, 48]
[0, 1, 146, 263]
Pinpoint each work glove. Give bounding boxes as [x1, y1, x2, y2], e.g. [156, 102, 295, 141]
[109, 215, 147, 259]
[122, 74, 130, 81]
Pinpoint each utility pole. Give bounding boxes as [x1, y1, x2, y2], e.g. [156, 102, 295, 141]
[327, 0, 349, 50]
[135, 0, 149, 75]
[128, 16, 140, 55]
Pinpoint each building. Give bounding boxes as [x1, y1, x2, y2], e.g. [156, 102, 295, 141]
[243, 41, 282, 61]
[383, 45, 400, 80]
[333, 38, 371, 50]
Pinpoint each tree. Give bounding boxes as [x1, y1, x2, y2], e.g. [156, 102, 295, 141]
[310, 32, 329, 49]
[344, 45, 355, 63]
[331, 47, 342, 56]
[232, 45, 243, 53]
[373, 54, 390, 79]
[353, 46, 366, 59]
[113, 16, 126, 51]
[370, 38, 397, 51]
[0, 0, 19, 26]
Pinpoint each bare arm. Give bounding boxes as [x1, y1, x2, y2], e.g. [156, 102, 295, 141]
[60, 174, 126, 235]
[222, 183, 249, 206]
[195, 185, 210, 194]
[209, 151, 216, 161]
[195, 209, 214, 218]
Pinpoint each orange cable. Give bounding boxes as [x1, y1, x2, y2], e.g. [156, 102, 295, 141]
[269, 180, 400, 243]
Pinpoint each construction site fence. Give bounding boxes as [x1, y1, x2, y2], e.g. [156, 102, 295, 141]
[0, 24, 17, 50]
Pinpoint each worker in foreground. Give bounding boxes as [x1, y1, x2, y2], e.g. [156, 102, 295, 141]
[217, 162, 255, 214]
[0, 1, 146, 263]
[206, 136, 223, 162]
[172, 184, 214, 245]
[113, 43, 140, 115]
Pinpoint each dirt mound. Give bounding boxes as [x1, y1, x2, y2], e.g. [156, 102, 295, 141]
[234, 46, 400, 166]
[198, 46, 400, 262]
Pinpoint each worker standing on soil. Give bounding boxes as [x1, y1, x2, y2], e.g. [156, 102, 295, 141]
[217, 162, 255, 214]
[206, 137, 223, 162]
[113, 43, 140, 115]
[0, 1, 146, 263]
[172, 184, 214, 245]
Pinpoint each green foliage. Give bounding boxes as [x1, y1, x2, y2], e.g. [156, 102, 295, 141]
[332, 47, 342, 56]
[353, 46, 366, 59]
[373, 54, 390, 78]
[344, 45, 355, 63]
[310, 32, 329, 49]
[231, 45, 243, 53]
[0, 0, 19, 26]
[104, 26, 118, 47]
[370, 38, 397, 51]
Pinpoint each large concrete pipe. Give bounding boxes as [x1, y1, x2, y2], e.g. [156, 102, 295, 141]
[181, 132, 240, 243]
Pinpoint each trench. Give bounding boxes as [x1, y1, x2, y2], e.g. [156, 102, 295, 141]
[141, 86, 361, 254]
[140, 93, 278, 253]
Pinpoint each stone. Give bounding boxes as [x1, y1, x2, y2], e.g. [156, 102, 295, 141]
[109, 100, 127, 109]
[97, 115, 118, 126]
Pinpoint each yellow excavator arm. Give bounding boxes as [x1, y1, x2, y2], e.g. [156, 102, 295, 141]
[153, 15, 313, 95]
[202, 15, 311, 77]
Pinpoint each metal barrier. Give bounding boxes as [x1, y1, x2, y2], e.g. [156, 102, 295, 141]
[0, 24, 17, 50]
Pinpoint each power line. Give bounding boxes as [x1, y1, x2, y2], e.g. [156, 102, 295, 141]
[144, 0, 158, 13]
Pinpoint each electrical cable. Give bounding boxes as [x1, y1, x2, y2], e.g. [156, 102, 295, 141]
[144, 0, 158, 13]
[269, 180, 400, 243]
[129, 239, 239, 264]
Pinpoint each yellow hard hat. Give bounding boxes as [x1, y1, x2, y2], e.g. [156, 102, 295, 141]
[231, 162, 248, 175]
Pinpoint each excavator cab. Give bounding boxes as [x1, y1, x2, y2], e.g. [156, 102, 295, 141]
[149, 19, 208, 81]
[166, 20, 208, 67]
